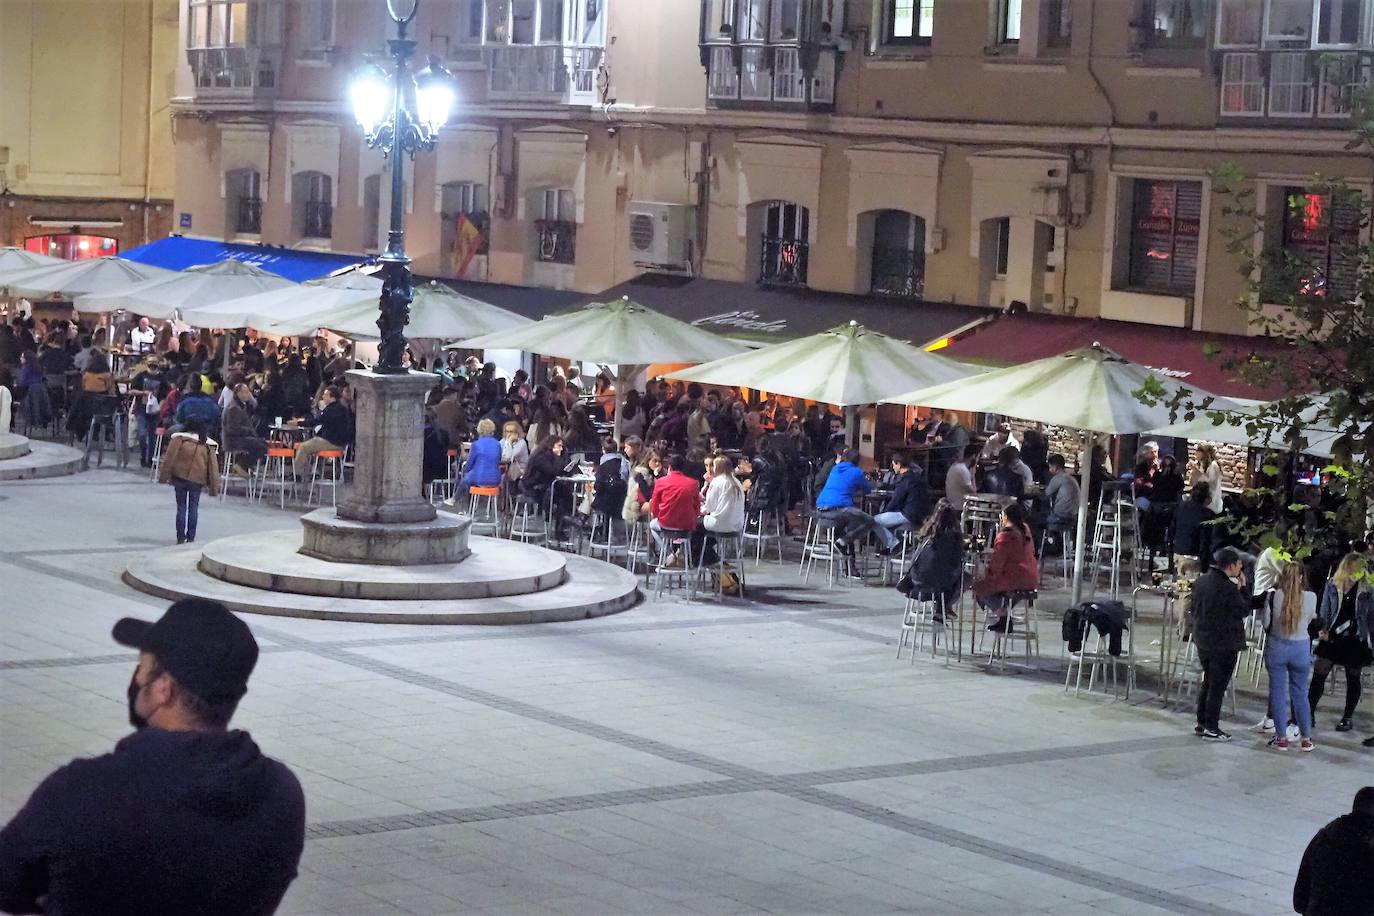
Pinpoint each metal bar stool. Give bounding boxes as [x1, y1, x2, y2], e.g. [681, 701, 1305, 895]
[588, 511, 628, 563]
[508, 494, 548, 544]
[467, 485, 502, 535]
[307, 449, 344, 507]
[743, 504, 785, 566]
[696, 530, 747, 598]
[148, 426, 168, 481]
[259, 446, 298, 509]
[650, 527, 696, 600]
[800, 514, 841, 588]
[981, 589, 1042, 672]
[219, 448, 257, 501]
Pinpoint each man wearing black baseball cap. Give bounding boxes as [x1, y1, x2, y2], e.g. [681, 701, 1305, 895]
[0, 599, 305, 915]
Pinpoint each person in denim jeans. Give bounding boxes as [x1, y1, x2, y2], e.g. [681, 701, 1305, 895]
[1262, 561, 1319, 751]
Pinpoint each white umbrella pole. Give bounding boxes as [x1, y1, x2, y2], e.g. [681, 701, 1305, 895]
[222, 329, 233, 375]
[1070, 428, 1092, 605]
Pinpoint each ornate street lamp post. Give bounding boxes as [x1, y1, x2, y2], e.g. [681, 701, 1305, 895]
[350, 0, 455, 373]
[317, 0, 463, 534]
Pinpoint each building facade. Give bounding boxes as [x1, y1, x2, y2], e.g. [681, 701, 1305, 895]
[166, 0, 1374, 337]
[0, 0, 179, 259]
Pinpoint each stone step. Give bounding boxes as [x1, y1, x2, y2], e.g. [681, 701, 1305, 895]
[0, 439, 83, 481]
[124, 538, 641, 625]
[199, 530, 567, 600]
[0, 433, 31, 461]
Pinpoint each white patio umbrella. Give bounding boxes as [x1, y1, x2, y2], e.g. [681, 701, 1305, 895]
[0, 246, 65, 277]
[455, 295, 750, 439]
[177, 269, 381, 329]
[890, 344, 1242, 602]
[250, 279, 530, 341]
[0, 256, 178, 298]
[671, 320, 978, 406]
[72, 259, 295, 318]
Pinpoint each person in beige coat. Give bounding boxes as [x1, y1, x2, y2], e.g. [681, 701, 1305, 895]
[158, 428, 222, 544]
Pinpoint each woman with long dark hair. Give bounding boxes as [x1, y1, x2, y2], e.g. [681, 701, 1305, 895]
[973, 502, 1039, 632]
[898, 500, 965, 622]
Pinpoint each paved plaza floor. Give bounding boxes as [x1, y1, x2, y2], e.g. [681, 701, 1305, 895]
[2, 468, 1371, 915]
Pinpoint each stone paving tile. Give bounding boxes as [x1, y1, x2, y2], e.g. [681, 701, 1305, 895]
[4, 467, 1370, 915]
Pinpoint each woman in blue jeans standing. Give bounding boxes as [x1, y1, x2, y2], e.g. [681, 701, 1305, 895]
[1262, 560, 1319, 752]
[157, 422, 222, 544]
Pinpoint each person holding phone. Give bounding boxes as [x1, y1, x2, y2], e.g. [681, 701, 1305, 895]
[1310, 552, 1374, 733]
[1188, 547, 1251, 740]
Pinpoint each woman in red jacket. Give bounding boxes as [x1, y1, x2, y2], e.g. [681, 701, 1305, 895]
[974, 502, 1039, 632]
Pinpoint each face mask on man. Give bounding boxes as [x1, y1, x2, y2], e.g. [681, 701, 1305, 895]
[127, 670, 149, 730]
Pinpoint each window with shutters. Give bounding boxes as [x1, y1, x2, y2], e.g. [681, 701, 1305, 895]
[1279, 189, 1362, 299]
[1127, 180, 1202, 294]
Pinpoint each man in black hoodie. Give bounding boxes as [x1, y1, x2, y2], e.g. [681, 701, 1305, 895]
[1294, 787, 1374, 916]
[0, 599, 305, 916]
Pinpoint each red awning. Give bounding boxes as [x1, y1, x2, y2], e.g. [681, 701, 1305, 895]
[943, 313, 1298, 400]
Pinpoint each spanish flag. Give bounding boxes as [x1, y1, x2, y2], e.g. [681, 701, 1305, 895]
[453, 213, 484, 278]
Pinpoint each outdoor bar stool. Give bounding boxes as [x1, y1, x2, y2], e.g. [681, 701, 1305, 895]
[259, 447, 298, 509]
[696, 530, 747, 599]
[307, 449, 344, 507]
[588, 511, 629, 563]
[1169, 639, 1238, 718]
[800, 514, 842, 588]
[650, 528, 697, 600]
[1064, 614, 1136, 700]
[430, 449, 458, 503]
[467, 485, 502, 535]
[981, 589, 1042, 672]
[82, 397, 128, 470]
[897, 591, 956, 664]
[626, 518, 652, 574]
[742, 504, 785, 566]
[218, 449, 257, 502]
[148, 426, 168, 481]
[508, 495, 548, 545]
[1038, 520, 1075, 588]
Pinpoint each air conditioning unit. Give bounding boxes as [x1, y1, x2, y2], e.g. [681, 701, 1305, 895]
[627, 201, 695, 269]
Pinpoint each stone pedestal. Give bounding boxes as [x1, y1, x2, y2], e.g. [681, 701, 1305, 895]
[300, 508, 471, 566]
[337, 369, 436, 524]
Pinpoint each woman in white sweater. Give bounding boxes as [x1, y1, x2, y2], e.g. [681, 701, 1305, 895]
[702, 455, 746, 534]
[1192, 443, 1225, 513]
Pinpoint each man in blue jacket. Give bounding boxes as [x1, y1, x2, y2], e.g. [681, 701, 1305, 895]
[815, 448, 892, 556]
[0, 599, 305, 915]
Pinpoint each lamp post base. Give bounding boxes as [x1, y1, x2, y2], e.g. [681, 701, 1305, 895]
[336, 369, 437, 525]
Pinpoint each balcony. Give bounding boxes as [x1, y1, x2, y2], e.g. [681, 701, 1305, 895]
[871, 246, 925, 298]
[304, 201, 332, 240]
[536, 219, 577, 264]
[486, 45, 603, 103]
[760, 235, 808, 286]
[700, 0, 844, 110]
[188, 45, 280, 97]
[1217, 50, 1372, 120]
[236, 197, 263, 235]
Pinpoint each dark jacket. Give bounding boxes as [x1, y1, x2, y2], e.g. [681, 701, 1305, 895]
[422, 423, 450, 484]
[0, 727, 305, 916]
[884, 468, 930, 526]
[315, 401, 352, 447]
[1172, 499, 1216, 563]
[899, 529, 964, 602]
[521, 447, 564, 504]
[222, 398, 259, 444]
[174, 392, 221, 433]
[747, 454, 787, 511]
[1189, 567, 1251, 654]
[592, 454, 628, 516]
[1293, 811, 1374, 916]
[1062, 600, 1130, 656]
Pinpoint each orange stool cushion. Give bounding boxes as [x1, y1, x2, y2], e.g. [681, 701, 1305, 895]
[318, 450, 344, 459]
[267, 448, 294, 458]
[469, 486, 501, 496]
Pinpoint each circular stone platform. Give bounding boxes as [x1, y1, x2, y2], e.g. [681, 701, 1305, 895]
[124, 534, 640, 625]
[200, 530, 567, 600]
[0, 432, 31, 461]
[0, 438, 84, 480]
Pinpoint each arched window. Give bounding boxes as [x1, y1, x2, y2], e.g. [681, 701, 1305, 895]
[759, 201, 809, 286]
[870, 210, 926, 297]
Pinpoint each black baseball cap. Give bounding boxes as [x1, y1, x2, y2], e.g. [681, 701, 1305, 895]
[113, 599, 259, 703]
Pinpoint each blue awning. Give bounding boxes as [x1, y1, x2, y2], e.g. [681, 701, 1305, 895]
[120, 236, 368, 282]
